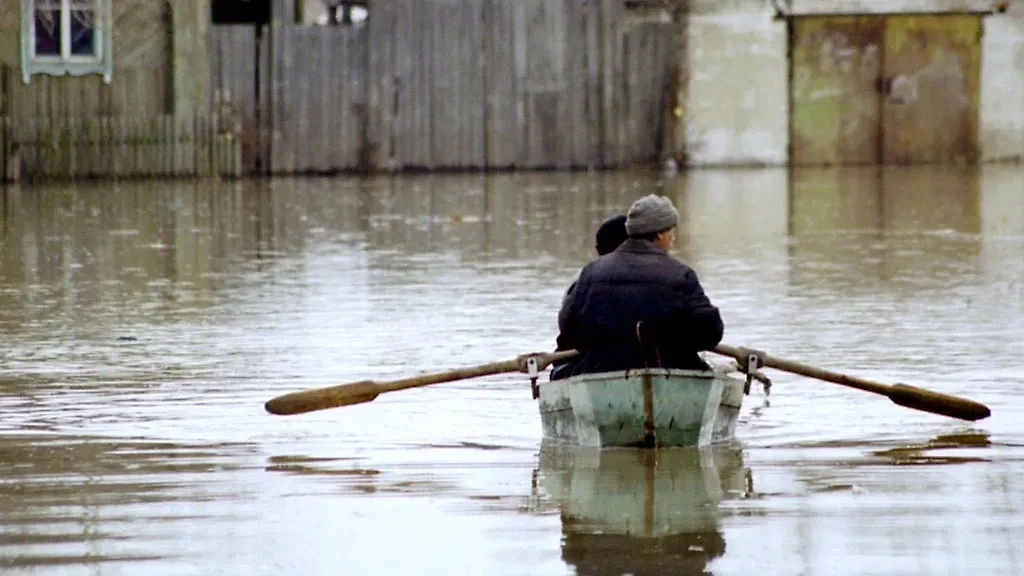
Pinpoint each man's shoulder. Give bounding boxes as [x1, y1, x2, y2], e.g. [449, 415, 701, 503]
[669, 257, 697, 276]
[578, 254, 612, 275]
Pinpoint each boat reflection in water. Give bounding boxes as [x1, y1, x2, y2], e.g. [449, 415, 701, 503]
[535, 440, 751, 575]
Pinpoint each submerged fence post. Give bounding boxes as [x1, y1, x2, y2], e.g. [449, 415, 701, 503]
[2, 119, 20, 183]
[4, 146, 20, 184]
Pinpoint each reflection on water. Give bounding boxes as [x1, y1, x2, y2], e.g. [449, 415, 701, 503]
[789, 165, 983, 234]
[1, 166, 1023, 574]
[535, 442, 749, 576]
[715, 430, 1024, 576]
[870, 431, 992, 465]
[0, 435, 257, 571]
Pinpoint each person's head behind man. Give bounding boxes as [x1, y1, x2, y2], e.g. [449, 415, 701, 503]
[625, 194, 678, 252]
[594, 214, 628, 256]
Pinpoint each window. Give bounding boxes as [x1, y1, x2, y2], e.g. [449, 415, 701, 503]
[21, 0, 113, 84]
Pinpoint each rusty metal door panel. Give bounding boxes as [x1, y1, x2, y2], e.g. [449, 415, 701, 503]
[790, 16, 883, 166]
[881, 15, 981, 165]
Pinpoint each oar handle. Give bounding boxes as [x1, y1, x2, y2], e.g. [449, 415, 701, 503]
[712, 344, 991, 421]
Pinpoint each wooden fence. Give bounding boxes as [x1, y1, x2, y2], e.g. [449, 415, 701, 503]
[0, 116, 240, 182]
[211, 0, 676, 174]
[270, 25, 368, 173]
[2, 0, 674, 181]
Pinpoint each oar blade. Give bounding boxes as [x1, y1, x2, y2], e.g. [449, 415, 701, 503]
[264, 380, 381, 416]
[888, 383, 991, 422]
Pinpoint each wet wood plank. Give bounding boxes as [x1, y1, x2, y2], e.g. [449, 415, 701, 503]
[601, 0, 624, 167]
[484, 0, 522, 167]
[211, 26, 259, 175]
[367, 0, 396, 170]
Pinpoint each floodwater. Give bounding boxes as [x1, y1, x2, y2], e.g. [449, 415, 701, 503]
[1, 165, 1022, 576]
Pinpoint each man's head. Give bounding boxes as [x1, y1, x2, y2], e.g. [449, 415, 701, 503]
[594, 214, 628, 256]
[625, 194, 678, 252]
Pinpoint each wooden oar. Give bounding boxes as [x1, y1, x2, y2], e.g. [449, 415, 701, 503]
[265, 343, 991, 422]
[711, 343, 991, 422]
[264, 350, 578, 416]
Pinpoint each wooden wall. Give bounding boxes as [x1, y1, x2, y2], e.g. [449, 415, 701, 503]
[210, 25, 270, 175]
[0, 0, 236, 181]
[363, 0, 675, 171]
[2, 0, 675, 180]
[209, 0, 677, 174]
[269, 25, 368, 173]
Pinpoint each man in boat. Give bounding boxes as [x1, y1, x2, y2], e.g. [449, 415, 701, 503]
[552, 194, 724, 379]
[549, 214, 629, 380]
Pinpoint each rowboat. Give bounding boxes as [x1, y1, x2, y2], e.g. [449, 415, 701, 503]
[533, 441, 751, 573]
[536, 362, 748, 448]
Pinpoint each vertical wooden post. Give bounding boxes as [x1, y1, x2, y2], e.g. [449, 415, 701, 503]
[664, 0, 688, 165]
[0, 117, 6, 182]
[264, 1, 298, 175]
[172, 0, 212, 176]
[4, 145, 20, 184]
[367, 0, 396, 171]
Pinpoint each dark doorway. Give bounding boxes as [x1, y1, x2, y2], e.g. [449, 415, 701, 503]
[211, 0, 271, 25]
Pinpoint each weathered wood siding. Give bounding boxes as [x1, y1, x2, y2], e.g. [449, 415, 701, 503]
[373, 0, 488, 169]
[0, 115, 239, 181]
[211, 25, 270, 175]
[2, 0, 674, 180]
[375, 0, 674, 170]
[0, 0, 236, 181]
[269, 25, 367, 174]
[208, 0, 675, 174]
[622, 19, 675, 165]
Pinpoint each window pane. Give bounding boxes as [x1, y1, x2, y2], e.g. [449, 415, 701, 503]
[33, 6, 61, 56]
[70, 9, 97, 56]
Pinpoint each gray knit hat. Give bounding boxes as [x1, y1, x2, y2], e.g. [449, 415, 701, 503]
[625, 194, 679, 236]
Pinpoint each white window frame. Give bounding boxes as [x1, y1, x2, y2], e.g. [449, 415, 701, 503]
[21, 0, 114, 84]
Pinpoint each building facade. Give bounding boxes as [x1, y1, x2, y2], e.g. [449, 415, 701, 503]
[682, 0, 1024, 166]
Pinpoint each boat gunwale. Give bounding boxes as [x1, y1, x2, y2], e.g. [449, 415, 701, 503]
[548, 367, 741, 385]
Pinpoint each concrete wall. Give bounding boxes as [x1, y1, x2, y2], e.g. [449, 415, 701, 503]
[980, 5, 1024, 162]
[684, 0, 788, 166]
[683, 0, 1024, 166]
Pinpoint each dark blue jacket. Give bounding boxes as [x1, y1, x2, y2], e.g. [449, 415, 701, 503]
[551, 239, 723, 379]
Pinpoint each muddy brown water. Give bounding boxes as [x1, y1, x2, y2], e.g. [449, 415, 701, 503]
[1, 166, 1022, 575]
